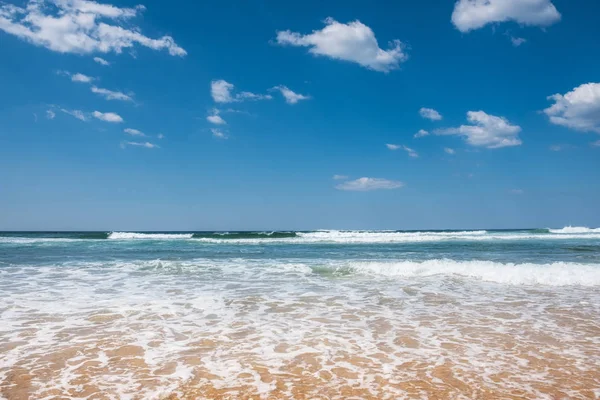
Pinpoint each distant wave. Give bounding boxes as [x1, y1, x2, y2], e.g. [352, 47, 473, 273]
[192, 232, 298, 239]
[107, 232, 194, 240]
[549, 226, 600, 234]
[321, 259, 600, 286]
[2, 228, 600, 244]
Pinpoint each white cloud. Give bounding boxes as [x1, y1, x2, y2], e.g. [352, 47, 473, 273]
[445, 147, 456, 154]
[207, 108, 226, 125]
[60, 108, 87, 121]
[124, 128, 144, 136]
[207, 114, 226, 124]
[211, 128, 228, 139]
[402, 145, 419, 158]
[93, 56, 109, 65]
[93, 110, 123, 123]
[46, 109, 56, 119]
[544, 83, 600, 133]
[549, 145, 562, 151]
[91, 86, 132, 101]
[0, 0, 186, 56]
[157, 133, 164, 139]
[452, 0, 561, 32]
[276, 17, 408, 73]
[414, 129, 429, 138]
[387, 143, 418, 157]
[592, 140, 600, 147]
[419, 107, 442, 121]
[58, 70, 94, 82]
[510, 189, 524, 195]
[333, 174, 348, 180]
[211, 80, 234, 103]
[71, 72, 93, 83]
[510, 36, 527, 47]
[272, 85, 310, 104]
[435, 111, 522, 149]
[211, 80, 271, 103]
[124, 141, 158, 149]
[335, 177, 404, 191]
[237, 91, 272, 101]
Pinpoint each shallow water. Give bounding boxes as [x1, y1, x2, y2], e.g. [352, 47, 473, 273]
[1, 229, 599, 399]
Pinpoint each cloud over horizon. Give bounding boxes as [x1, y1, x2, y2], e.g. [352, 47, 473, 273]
[276, 17, 408, 72]
[335, 177, 404, 191]
[544, 82, 600, 133]
[434, 111, 522, 149]
[452, 0, 561, 32]
[0, 0, 186, 56]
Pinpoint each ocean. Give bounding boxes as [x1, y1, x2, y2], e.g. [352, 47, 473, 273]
[0, 228, 599, 399]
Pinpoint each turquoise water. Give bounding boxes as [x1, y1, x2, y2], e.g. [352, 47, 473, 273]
[1, 229, 599, 398]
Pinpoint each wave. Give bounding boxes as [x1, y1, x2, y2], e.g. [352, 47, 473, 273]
[2, 228, 600, 244]
[107, 232, 194, 240]
[324, 259, 600, 286]
[192, 231, 298, 239]
[549, 226, 600, 234]
[0, 232, 110, 240]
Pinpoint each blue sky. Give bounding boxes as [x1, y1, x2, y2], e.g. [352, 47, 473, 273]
[1, 0, 599, 230]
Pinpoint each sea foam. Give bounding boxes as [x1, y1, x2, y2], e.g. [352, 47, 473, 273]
[336, 259, 600, 286]
[108, 232, 194, 240]
[549, 226, 600, 234]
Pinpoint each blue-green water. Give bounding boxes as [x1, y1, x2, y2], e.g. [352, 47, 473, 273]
[1, 229, 599, 398]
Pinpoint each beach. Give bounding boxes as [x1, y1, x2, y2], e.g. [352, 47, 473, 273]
[1, 229, 599, 399]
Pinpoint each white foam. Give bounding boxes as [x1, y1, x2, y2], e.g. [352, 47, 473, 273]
[549, 226, 600, 234]
[339, 259, 600, 286]
[108, 232, 193, 240]
[1, 257, 599, 399]
[193, 229, 600, 244]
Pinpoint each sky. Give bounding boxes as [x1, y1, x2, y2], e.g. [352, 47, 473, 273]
[0, 0, 599, 231]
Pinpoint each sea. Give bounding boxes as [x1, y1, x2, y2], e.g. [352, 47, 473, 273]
[0, 228, 599, 399]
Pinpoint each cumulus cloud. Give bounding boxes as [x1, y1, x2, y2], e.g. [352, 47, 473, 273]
[386, 144, 400, 150]
[60, 108, 87, 121]
[414, 129, 429, 138]
[272, 85, 310, 104]
[124, 141, 158, 149]
[211, 80, 272, 103]
[207, 114, 226, 124]
[211, 80, 234, 103]
[333, 174, 348, 180]
[211, 128, 227, 139]
[335, 177, 404, 191]
[0, 0, 186, 56]
[71, 72, 94, 82]
[419, 107, 442, 121]
[58, 70, 94, 82]
[46, 109, 56, 119]
[276, 17, 408, 73]
[93, 110, 122, 123]
[544, 83, 600, 133]
[91, 86, 132, 101]
[93, 56, 109, 65]
[452, 0, 561, 32]
[435, 111, 522, 149]
[207, 108, 226, 124]
[445, 147, 456, 154]
[124, 128, 144, 136]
